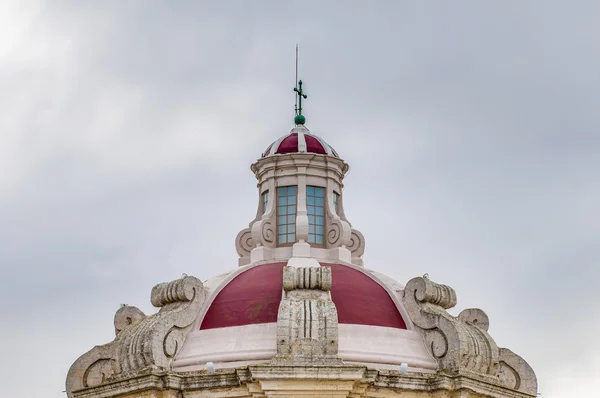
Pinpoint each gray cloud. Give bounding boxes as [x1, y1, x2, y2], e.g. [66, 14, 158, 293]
[1, 1, 598, 397]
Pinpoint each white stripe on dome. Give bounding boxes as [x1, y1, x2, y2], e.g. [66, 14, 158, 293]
[269, 135, 287, 155]
[312, 134, 335, 156]
[297, 130, 307, 153]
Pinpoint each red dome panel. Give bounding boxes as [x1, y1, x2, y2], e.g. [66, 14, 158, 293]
[276, 133, 299, 154]
[199, 262, 407, 330]
[200, 262, 286, 330]
[304, 135, 327, 154]
[325, 263, 407, 329]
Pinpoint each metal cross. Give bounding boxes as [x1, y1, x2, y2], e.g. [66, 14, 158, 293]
[294, 80, 307, 115]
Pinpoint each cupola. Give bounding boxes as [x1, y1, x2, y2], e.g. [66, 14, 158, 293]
[235, 80, 365, 267]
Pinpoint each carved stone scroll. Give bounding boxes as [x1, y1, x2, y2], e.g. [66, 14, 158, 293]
[497, 348, 538, 395]
[348, 229, 365, 259]
[66, 275, 205, 398]
[114, 305, 146, 336]
[116, 276, 205, 373]
[403, 276, 499, 375]
[235, 227, 253, 258]
[402, 276, 537, 396]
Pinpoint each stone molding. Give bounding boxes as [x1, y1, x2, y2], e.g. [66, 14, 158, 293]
[68, 365, 538, 398]
[402, 275, 537, 396]
[66, 275, 205, 398]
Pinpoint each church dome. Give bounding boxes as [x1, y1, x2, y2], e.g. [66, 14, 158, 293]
[66, 76, 538, 398]
[171, 261, 439, 373]
[261, 125, 339, 158]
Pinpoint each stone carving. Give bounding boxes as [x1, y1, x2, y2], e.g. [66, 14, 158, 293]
[348, 229, 365, 258]
[325, 192, 352, 249]
[261, 220, 275, 244]
[66, 275, 205, 398]
[113, 305, 146, 336]
[326, 217, 342, 245]
[250, 213, 276, 249]
[235, 227, 253, 258]
[273, 266, 342, 365]
[402, 275, 537, 395]
[498, 348, 538, 394]
[282, 265, 332, 291]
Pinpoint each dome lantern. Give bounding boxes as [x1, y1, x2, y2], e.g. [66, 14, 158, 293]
[235, 75, 365, 267]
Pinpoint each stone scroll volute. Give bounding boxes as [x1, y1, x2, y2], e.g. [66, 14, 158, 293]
[65, 275, 205, 398]
[402, 275, 537, 395]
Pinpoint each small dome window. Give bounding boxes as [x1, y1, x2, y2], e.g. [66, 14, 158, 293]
[307, 186, 325, 245]
[261, 190, 269, 214]
[277, 186, 297, 244]
[333, 192, 340, 215]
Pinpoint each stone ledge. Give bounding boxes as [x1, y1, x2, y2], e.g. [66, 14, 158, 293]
[71, 365, 537, 398]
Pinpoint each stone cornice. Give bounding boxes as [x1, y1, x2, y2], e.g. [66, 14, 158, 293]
[71, 366, 537, 398]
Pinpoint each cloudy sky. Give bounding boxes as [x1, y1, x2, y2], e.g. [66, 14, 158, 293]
[1, 1, 598, 397]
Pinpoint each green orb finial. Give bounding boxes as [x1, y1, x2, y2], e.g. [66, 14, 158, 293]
[294, 114, 306, 125]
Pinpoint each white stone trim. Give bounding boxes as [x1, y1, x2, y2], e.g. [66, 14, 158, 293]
[269, 135, 286, 155]
[173, 323, 437, 373]
[173, 323, 278, 371]
[312, 134, 334, 156]
[297, 130, 307, 152]
[337, 324, 437, 370]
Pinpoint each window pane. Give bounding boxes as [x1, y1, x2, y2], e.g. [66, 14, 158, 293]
[316, 207, 324, 216]
[307, 186, 315, 195]
[288, 233, 296, 242]
[316, 216, 324, 226]
[288, 195, 296, 205]
[316, 235, 324, 244]
[316, 225, 324, 235]
[308, 215, 315, 224]
[279, 234, 287, 244]
[307, 196, 315, 205]
[278, 206, 286, 215]
[288, 186, 297, 195]
[279, 215, 287, 225]
[288, 224, 296, 233]
[287, 205, 296, 215]
[278, 187, 287, 196]
[315, 197, 324, 206]
[279, 225, 287, 235]
[308, 234, 315, 243]
[287, 215, 295, 224]
[309, 225, 315, 234]
[315, 187, 324, 196]
[307, 205, 315, 215]
[278, 196, 287, 206]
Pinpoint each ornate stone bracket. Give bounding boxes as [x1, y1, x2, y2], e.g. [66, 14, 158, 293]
[325, 201, 352, 249]
[402, 275, 537, 396]
[66, 275, 205, 397]
[272, 266, 342, 365]
[235, 227, 253, 259]
[348, 228, 365, 265]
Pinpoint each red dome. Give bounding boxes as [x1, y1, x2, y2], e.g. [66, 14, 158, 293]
[199, 262, 407, 330]
[262, 126, 339, 158]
